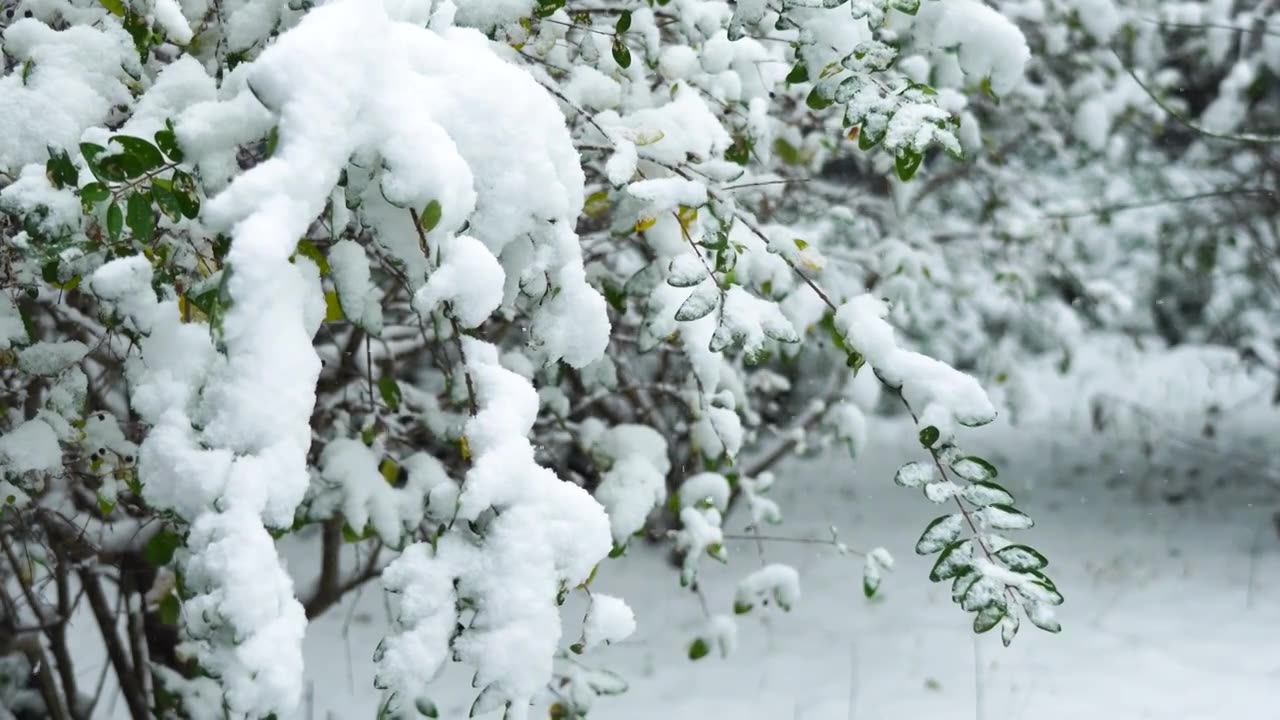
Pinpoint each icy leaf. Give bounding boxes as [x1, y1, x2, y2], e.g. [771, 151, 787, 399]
[894, 461, 934, 488]
[1026, 601, 1061, 633]
[960, 575, 1002, 611]
[951, 456, 998, 481]
[667, 254, 709, 287]
[915, 514, 963, 555]
[1000, 611, 1020, 646]
[980, 504, 1034, 530]
[960, 481, 1014, 507]
[973, 602, 1006, 634]
[675, 284, 720, 321]
[994, 544, 1047, 571]
[929, 539, 973, 582]
[923, 480, 961, 504]
[951, 569, 980, 604]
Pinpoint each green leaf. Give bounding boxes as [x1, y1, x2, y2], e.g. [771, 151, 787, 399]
[106, 201, 123, 242]
[928, 539, 973, 582]
[995, 544, 1048, 572]
[80, 142, 108, 180]
[378, 376, 402, 412]
[99, 0, 126, 16]
[45, 147, 78, 189]
[583, 190, 611, 218]
[612, 38, 632, 69]
[918, 425, 940, 448]
[420, 200, 443, 232]
[80, 182, 111, 205]
[675, 285, 719, 321]
[983, 503, 1034, 531]
[973, 603, 1006, 634]
[915, 514, 963, 555]
[172, 170, 201, 219]
[110, 135, 167, 176]
[154, 128, 184, 163]
[533, 0, 565, 18]
[150, 180, 184, 222]
[895, 150, 923, 182]
[415, 698, 439, 718]
[960, 480, 1015, 507]
[951, 570, 980, 604]
[615, 10, 632, 32]
[125, 191, 156, 242]
[688, 637, 710, 660]
[805, 88, 832, 110]
[951, 456, 998, 481]
[144, 527, 183, 567]
[158, 592, 180, 625]
[1000, 611, 1020, 646]
[733, 601, 753, 615]
[294, 239, 330, 275]
[785, 63, 809, 84]
[97, 494, 116, 516]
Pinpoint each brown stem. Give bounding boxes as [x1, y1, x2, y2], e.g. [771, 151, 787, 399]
[80, 568, 149, 720]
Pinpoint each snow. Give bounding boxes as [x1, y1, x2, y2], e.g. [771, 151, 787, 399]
[328, 240, 384, 334]
[917, 0, 1030, 96]
[0, 18, 134, 173]
[0, 418, 61, 473]
[735, 563, 801, 612]
[583, 594, 637, 649]
[16, 340, 87, 376]
[590, 424, 671, 545]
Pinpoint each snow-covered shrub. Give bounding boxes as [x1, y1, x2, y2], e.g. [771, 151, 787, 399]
[0, 0, 1071, 717]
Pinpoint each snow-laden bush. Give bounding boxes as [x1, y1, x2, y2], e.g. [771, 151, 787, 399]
[0, 0, 1071, 717]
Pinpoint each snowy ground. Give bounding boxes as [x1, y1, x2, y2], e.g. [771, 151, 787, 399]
[68, 340, 1280, 718]
[295, 340, 1280, 720]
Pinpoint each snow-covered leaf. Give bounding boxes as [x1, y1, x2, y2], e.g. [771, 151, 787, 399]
[980, 504, 1034, 530]
[960, 480, 1014, 507]
[675, 284, 720, 321]
[994, 544, 1047, 571]
[894, 461, 935, 488]
[915, 514, 963, 555]
[929, 539, 973, 582]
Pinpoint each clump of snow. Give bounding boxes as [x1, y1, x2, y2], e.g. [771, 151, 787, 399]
[589, 424, 671, 545]
[836, 294, 996, 440]
[917, 0, 1030, 96]
[0, 418, 62, 474]
[378, 339, 614, 718]
[583, 593, 637, 649]
[735, 563, 801, 612]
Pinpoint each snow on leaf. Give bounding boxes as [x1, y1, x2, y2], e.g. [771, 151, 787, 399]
[973, 602, 1006, 634]
[675, 283, 720, 321]
[951, 456, 998, 482]
[929, 539, 973, 582]
[980, 503, 1034, 530]
[894, 461, 935, 488]
[994, 544, 1048, 571]
[923, 480, 962, 504]
[667, 253, 709, 287]
[1000, 610, 1020, 646]
[960, 480, 1015, 507]
[915, 513, 964, 555]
